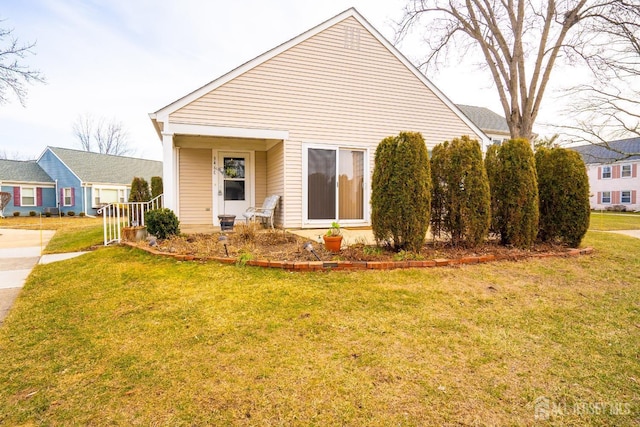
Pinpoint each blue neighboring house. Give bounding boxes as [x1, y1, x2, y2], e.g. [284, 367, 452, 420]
[36, 147, 163, 215]
[0, 159, 57, 217]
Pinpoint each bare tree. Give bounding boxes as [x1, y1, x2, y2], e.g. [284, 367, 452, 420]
[559, 3, 640, 156]
[72, 113, 133, 156]
[396, 0, 639, 142]
[0, 24, 45, 106]
[0, 149, 34, 160]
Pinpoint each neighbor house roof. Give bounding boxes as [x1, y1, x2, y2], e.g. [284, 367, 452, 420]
[150, 8, 487, 143]
[42, 147, 162, 185]
[0, 159, 54, 184]
[456, 104, 510, 134]
[571, 137, 640, 164]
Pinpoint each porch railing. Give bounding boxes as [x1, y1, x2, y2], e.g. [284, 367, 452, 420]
[97, 194, 164, 245]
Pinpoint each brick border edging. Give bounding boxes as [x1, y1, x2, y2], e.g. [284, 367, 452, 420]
[120, 242, 594, 272]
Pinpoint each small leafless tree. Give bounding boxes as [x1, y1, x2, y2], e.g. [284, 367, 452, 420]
[560, 3, 640, 157]
[0, 25, 45, 106]
[72, 113, 133, 156]
[0, 192, 11, 218]
[0, 149, 34, 160]
[396, 0, 639, 142]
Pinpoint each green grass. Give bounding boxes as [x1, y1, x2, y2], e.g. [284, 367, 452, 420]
[589, 211, 640, 231]
[0, 231, 638, 425]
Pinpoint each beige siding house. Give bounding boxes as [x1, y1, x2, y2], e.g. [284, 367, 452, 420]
[150, 8, 488, 228]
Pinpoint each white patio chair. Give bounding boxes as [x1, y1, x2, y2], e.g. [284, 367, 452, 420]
[243, 195, 280, 229]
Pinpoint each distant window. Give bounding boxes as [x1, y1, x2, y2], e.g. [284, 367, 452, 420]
[93, 187, 126, 207]
[621, 164, 632, 178]
[602, 166, 612, 179]
[601, 191, 611, 204]
[21, 187, 36, 206]
[621, 191, 631, 204]
[63, 188, 73, 206]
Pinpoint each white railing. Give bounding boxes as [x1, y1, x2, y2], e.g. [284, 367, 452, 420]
[98, 194, 164, 245]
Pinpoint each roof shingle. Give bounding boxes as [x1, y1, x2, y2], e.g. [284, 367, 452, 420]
[47, 147, 162, 184]
[0, 159, 54, 183]
[570, 137, 640, 164]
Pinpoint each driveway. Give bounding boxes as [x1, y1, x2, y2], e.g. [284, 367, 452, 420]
[608, 229, 640, 239]
[0, 228, 56, 325]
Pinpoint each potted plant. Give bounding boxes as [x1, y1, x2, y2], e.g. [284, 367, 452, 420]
[322, 221, 343, 252]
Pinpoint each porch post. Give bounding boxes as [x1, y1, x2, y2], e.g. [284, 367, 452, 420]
[162, 131, 176, 211]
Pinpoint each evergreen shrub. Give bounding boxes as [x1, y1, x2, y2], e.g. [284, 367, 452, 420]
[371, 131, 431, 252]
[129, 177, 151, 203]
[430, 136, 490, 246]
[536, 147, 590, 247]
[151, 176, 163, 199]
[487, 139, 539, 248]
[145, 208, 180, 240]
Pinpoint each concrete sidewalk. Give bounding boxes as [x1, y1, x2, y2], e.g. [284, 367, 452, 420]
[0, 228, 91, 325]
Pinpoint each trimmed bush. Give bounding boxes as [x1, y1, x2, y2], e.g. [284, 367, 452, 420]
[371, 131, 431, 252]
[487, 139, 539, 248]
[29, 211, 36, 217]
[536, 147, 590, 247]
[430, 136, 491, 246]
[67, 211, 75, 216]
[129, 177, 151, 203]
[45, 211, 52, 218]
[145, 208, 180, 240]
[151, 176, 163, 199]
[484, 144, 501, 235]
[59, 211, 65, 217]
[13, 211, 20, 217]
[79, 212, 86, 217]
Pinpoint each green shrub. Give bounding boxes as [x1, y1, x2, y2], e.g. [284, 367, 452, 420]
[371, 131, 431, 252]
[129, 177, 151, 203]
[13, 211, 20, 217]
[29, 211, 36, 217]
[430, 136, 491, 246]
[60, 211, 65, 217]
[79, 212, 86, 217]
[67, 211, 75, 217]
[151, 176, 163, 199]
[45, 211, 52, 218]
[145, 208, 180, 240]
[488, 139, 539, 248]
[536, 147, 590, 247]
[484, 144, 501, 236]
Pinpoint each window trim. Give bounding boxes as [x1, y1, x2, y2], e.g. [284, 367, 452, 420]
[92, 186, 127, 207]
[621, 190, 631, 204]
[62, 188, 73, 207]
[20, 186, 37, 207]
[601, 191, 612, 204]
[602, 166, 612, 179]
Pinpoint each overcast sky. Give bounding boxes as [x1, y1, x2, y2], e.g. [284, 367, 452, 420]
[1, 0, 563, 161]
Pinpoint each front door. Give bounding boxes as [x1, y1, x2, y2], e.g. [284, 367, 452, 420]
[216, 152, 251, 223]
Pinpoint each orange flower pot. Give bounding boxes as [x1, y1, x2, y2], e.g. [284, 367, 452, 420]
[323, 235, 343, 252]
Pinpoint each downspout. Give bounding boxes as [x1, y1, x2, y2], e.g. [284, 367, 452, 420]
[55, 179, 59, 208]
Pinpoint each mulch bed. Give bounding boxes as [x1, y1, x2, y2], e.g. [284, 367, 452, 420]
[123, 227, 593, 271]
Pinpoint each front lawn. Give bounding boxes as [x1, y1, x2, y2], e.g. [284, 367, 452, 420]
[589, 211, 640, 231]
[0, 231, 638, 425]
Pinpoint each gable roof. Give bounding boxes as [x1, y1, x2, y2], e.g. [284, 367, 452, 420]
[0, 159, 54, 184]
[456, 104, 510, 134]
[571, 137, 640, 164]
[41, 147, 162, 185]
[150, 8, 486, 142]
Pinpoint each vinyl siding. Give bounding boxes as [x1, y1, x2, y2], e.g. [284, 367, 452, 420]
[254, 151, 267, 206]
[267, 142, 284, 226]
[178, 148, 213, 224]
[169, 16, 480, 227]
[37, 149, 83, 214]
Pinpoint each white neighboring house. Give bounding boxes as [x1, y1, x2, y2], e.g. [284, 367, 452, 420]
[572, 138, 640, 211]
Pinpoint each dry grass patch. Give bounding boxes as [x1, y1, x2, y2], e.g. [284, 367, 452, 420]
[0, 231, 638, 425]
